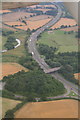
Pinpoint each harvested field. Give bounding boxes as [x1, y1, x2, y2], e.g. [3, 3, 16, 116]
[2, 12, 34, 22]
[2, 24, 17, 31]
[15, 99, 78, 118]
[0, 97, 21, 118]
[74, 73, 80, 80]
[61, 26, 78, 32]
[0, 10, 12, 14]
[15, 18, 51, 30]
[16, 25, 28, 31]
[27, 15, 53, 21]
[35, 9, 52, 12]
[2, 2, 38, 10]
[44, 4, 56, 8]
[0, 63, 28, 80]
[37, 5, 56, 8]
[4, 21, 25, 26]
[26, 18, 51, 30]
[51, 18, 77, 29]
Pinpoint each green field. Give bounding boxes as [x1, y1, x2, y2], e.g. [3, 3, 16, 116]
[2, 29, 27, 62]
[38, 30, 78, 53]
[0, 97, 21, 118]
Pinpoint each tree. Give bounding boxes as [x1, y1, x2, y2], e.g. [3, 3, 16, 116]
[4, 110, 14, 119]
[7, 36, 15, 42]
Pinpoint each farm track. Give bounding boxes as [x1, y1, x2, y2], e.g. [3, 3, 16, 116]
[28, 3, 79, 99]
[1, 38, 21, 53]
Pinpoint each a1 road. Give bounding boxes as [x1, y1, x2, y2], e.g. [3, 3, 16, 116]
[28, 3, 79, 97]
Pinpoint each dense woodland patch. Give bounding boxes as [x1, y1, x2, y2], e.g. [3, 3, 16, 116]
[2, 70, 65, 98]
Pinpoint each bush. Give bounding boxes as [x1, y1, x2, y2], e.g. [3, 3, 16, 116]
[4, 110, 14, 119]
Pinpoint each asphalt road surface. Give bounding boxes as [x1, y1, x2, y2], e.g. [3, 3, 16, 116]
[28, 3, 79, 98]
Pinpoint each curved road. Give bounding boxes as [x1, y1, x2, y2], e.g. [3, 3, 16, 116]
[1, 38, 21, 53]
[28, 3, 79, 98]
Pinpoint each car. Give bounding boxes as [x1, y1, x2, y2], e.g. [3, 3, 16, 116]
[32, 52, 34, 55]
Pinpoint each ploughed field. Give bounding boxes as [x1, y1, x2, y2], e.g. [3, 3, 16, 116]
[15, 99, 78, 118]
[0, 63, 28, 80]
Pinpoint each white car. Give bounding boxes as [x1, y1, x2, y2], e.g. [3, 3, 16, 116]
[32, 52, 34, 55]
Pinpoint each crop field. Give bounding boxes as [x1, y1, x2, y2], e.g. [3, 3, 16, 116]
[2, 2, 38, 9]
[35, 9, 52, 12]
[27, 15, 53, 21]
[51, 18, 77, 29]
[38, 30, 78, 53]
[26, 18, 51, 30]
[0, 97, 21, 118]
[0, 63, 28, 80]
[0, 10, 12, 14]
[16, 25, 28, 31]
[2, 24, 17, 31]
[4, 21, 25, 26]
[74, 73, 80, 81]
[15, 99, 78, 118]
[2, 11, 34, 22]
[61, 26, 78, 32]
[3, 11, 52, 31]
[15, 18, 51, 30]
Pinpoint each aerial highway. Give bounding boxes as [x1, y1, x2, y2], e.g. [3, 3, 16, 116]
[28, 3, 79, 98]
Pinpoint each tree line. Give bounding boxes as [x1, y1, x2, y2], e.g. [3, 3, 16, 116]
[38, 44, 79, 84]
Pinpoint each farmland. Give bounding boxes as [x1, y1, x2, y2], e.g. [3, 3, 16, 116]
[27, 15, 53, 21]
[1, 3, 79, 119]
[0, 63, 28, 80]
[61, 26, 78, 32]
[2, 2, 38, 9]
[51, 18, 77, 29]
[0, 97, 21, 118]
[2, 30, 27, 62]
[15, 18, 52, 30]
[24, 18, 51, 30]
[38, 30, 78, 53]
[3, 12, 52, 31]
[74, 73, 80, 83]
[0, 10, 12, 14]
[15, 99, 78, 118]
[2, 24, 17, 31]
[35, 9, 52, 12]
[4, 21, 25, 26]
[2, 12, 34, 22]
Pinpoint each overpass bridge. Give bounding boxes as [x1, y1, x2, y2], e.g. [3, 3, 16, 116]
[44, 67, 61, 74]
